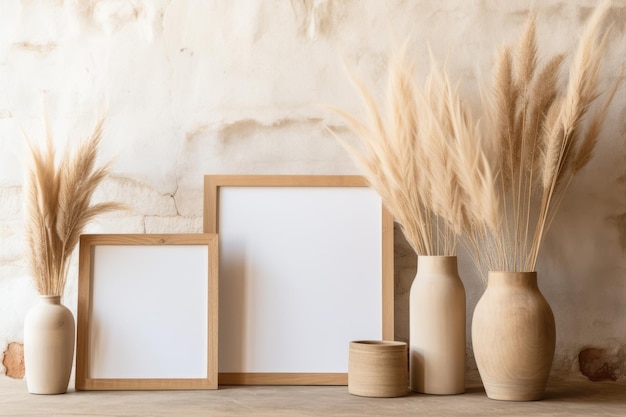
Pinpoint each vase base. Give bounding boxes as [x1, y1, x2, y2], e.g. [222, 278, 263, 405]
[410, 389, 466, 395]
[483, 383, 546, 401]
[28, 391, 68, 395]
[486, 394, 544, 402]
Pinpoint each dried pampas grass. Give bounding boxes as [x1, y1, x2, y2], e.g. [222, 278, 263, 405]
[332, 2, 621, 275]
[332, 46, 478, 256]
[465, 1, 622, 273]
[25, 116, 123, 296]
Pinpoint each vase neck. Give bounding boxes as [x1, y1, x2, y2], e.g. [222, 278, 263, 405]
[417, 255, 458, 275]
[39, 295, 61, 305]
[487, 271, 538, 289]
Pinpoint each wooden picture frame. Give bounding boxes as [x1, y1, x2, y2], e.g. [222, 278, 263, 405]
[75, 234, 219, 390]
[204, 175, 394, 385]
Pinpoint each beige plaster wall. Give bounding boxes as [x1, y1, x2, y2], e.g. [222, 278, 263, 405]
[0, 0, 624, 381]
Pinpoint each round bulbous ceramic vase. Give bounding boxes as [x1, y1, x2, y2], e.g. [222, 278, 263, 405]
[472, 271, 556, 401]
[24, 295, 75, 394]
[410, 255, 466, 394]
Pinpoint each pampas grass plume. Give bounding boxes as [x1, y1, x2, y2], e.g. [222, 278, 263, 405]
[25, 116, 124, 297]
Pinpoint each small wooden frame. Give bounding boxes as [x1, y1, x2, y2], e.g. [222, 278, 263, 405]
[204, 175, 394, 385]
[75, 234, 218, 390]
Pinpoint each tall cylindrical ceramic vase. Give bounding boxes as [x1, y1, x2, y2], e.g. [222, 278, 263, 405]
[410, 255, 466, 394]
[24, 295, 75, 394]
[472, 271, 555, 401]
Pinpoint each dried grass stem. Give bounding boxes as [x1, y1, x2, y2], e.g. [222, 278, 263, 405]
[25, 117, 123, 296]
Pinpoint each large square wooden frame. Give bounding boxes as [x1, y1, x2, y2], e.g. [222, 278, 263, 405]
[204, 175, 394, 385]
[75, 234, 219, 390]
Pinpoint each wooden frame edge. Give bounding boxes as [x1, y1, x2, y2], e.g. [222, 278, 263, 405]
[75, 233, 219, 390]
[218, 373, 348, 386]
[203, 175, 394, 385]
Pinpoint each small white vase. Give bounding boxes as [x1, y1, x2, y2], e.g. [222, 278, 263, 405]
[409, 255, 466, 394]
[24, 295, 75, 394]
[472, 271, 556, 401]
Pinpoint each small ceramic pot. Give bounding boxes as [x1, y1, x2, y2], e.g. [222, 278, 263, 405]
[348, 340, 407, 398]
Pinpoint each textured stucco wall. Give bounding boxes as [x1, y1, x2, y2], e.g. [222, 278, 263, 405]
[0, 0, 624, 382]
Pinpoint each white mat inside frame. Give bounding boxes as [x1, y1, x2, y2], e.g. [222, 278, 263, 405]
[204, 175, 394, 385]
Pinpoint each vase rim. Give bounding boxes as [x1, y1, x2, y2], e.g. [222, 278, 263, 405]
[416, 255, 459, 275]
[38, 294, 62, 302]
[350, 340, 406, 347]
[350, 340, 407, 353]
[417, 255, 457, 258]
[487, 271, 538, 285]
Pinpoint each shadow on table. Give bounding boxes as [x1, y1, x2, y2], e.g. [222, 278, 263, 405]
[542, 380, 626, 405]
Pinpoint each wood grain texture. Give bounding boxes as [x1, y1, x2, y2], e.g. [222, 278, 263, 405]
[472, 271, 556, 401]
[219, 373, 348, 385]
[3, 376, 626, 416]
[204, 175, 369, 234]
[78, 378, 217, 391]
[381, 208, 395, 341]
[75, 233, 219, 391]
[348, 341, 407, 397]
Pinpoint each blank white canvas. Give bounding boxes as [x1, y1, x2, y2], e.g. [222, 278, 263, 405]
[219, 187, 383, 373]
[88, 245, 209, 379]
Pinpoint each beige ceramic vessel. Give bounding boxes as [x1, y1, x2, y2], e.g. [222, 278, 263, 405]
[348, 340, 407, 398]
[472, 271, 556, 401]
[410, 255, 466, 395]
[24, 295, 75, 394]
